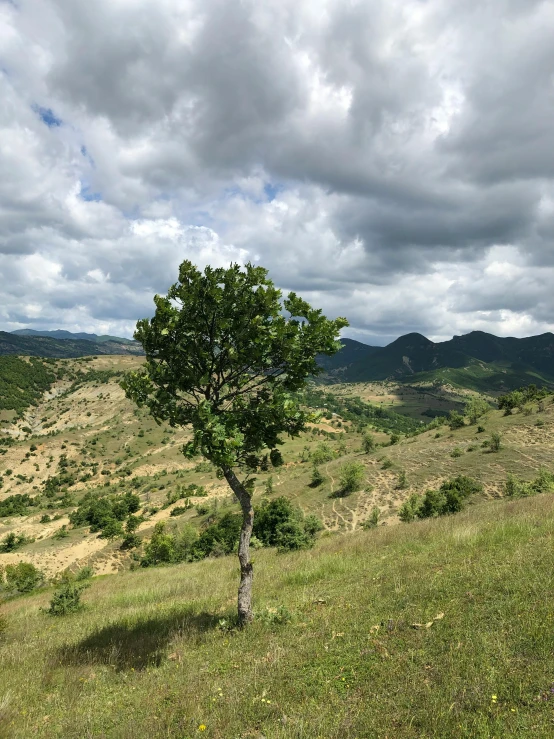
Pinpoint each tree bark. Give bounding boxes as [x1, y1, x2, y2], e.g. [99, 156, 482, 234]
[222, 467, 254, 626]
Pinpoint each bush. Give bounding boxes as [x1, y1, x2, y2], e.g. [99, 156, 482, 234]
[170, 505, 190, 517]
[311, 443, 335, 465]
[489, 432, 502, 452]
[399, 475, 482, 522]
[389, 433, 400, 445]
[52, 525, 70, 540]
[45, 578, 89, 616]
[396, 470, 407, 489]
[381, 458, 393, 470]
[505, 469, 554, 498]
[337, 461, 365, 496]
[398, 494, 422, 522]
[254, 497, 322, 551]
[464, 397, 491, 424]
[2, 562, 44, 593]
[451, 447, 463, 458]
[361, 432, 375, 453]
[309, 466, 325, 487]
[75, 566, 93, 581]
[0, 532, 34, 553]
[363, 506, 380, 529]
[448, 411, 465, 430]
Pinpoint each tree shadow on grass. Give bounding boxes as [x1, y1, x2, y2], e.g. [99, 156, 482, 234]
[55, 607, 222, 671]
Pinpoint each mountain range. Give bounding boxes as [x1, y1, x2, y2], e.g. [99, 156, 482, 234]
[0, 330, 143, 358]
[2, 327, 553, 391]
[320, 331, 554, 391]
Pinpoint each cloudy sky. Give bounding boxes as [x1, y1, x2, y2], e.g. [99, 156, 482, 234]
[1, 0, 554, 345]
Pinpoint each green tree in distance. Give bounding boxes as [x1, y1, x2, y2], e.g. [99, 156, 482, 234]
[122, 261, 347, 625]
[464, 396, 491, 425]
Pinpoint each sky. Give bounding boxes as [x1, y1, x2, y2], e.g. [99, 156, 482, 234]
[1, 0, 554, 346]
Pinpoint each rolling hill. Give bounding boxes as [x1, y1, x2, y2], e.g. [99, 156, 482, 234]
[11, 329, 135, 344]
[320, 331, 554, 391]
[0, 331, 144, 358]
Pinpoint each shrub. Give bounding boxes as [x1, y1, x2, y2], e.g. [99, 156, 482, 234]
[254, 497, 321, 551]
[2, 562, 44, 593]
[75, 566, 93, 581]
[120, 532, 141, 550]
[476, 425, 485, 433]
[0, 532, 34, 553]
[505, 469, 554, 498]
[311, 443, 335, 465]
[448, 411, 465, 430]
[52, 525, 69, 540]
[396, 470, 407, 489]
[337, 461, 365, 496]
[381, 458, 393, 470]
[398, 494, 422, 522]
[451, 447, 463, 458]
[489, 432, 502, 452]
[275, 519, 313, 551]
[389, 433, 400, 445]
[45, 578, 89, 616]
[464, 397, 491, 424]
[141, 522, 176, 565]
[363, 506, 380, 529]
[170, 505, 190, 517]
[361, 432, 375, 453]
[309, 466, 325, 487]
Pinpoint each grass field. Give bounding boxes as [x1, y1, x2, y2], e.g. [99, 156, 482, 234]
[2, 492, 554, 738]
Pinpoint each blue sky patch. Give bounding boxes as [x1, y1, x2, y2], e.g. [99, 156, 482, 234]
[32, 104, 62, 128]
[80, 185, 102, 202]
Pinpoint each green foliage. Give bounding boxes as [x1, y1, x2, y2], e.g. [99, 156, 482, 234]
[363, 506, 380, 529]
[464, 396, 491, 424]
[336, 461, 365, 496]
[309, 465, 325, 487]
[253, 497, 322, 551]
[398, 494, 423, 522]
[505, 468, 554, 498]
[0, 493, 39, 518]
[122, 260, 347, 473]
[1, 562, 44, 593]
[448, 411, 465, 430]
[381, 458, 393, 470]
[361, 432, 375, 453]
[498, 384, 550, 414]
[45, 576, 89, 616]
[396, 470, 407, 489]
[451, 447, 463, 458]
[389, 433, 400, 445]
[52, 525, 69, 540]
[489, 431, 502, 452]
[0, 356, 55, 413]
[0, 532, 34, 553]
[75, 566, 93, 582]
[69, 491, 140, 536]
[311, 442, 335, 465]
[400, 475, 483, 522]
[300, 388, 424, 436]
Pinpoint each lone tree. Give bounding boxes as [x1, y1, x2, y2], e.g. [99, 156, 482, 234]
[122, 261, 347, 625]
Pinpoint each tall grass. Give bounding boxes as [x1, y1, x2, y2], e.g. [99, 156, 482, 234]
[1, 493, 554, 737]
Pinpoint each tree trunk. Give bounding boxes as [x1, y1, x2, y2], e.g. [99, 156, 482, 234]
[222, 467, 254, 626]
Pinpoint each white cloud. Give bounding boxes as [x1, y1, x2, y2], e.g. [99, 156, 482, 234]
[0, 0, 553, 342]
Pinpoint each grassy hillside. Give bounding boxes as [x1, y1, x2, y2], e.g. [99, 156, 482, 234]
[1, 493, 554, 737]
[0, 355, 553, 577]
[0, 355, 553, 736]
